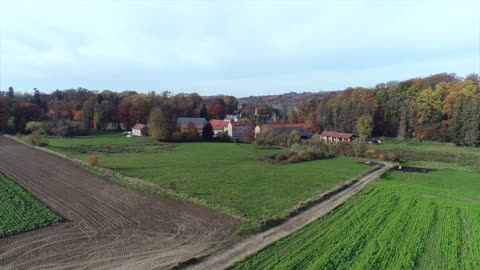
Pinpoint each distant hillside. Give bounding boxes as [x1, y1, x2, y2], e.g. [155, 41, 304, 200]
[237, 91, 325, 110]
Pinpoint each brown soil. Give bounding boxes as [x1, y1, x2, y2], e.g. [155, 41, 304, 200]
[0, 137, 240, 270]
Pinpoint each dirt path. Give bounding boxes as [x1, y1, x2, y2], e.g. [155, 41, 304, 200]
[0, 137, 240, 270]
[186, 162, 394, 270]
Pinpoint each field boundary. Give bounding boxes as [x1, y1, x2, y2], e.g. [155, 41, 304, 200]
[4, 135, 246, 221]
[184, 161, 394, 270]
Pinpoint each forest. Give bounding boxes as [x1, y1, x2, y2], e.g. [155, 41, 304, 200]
[293, 73, 480, 146]
[0, 72, 479, 146]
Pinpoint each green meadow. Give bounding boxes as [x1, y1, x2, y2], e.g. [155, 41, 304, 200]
[47, 133, 370, 223]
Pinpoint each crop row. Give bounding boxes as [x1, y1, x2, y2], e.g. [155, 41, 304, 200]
[232, 172, 480, 270]
[0, 174, 62, 238]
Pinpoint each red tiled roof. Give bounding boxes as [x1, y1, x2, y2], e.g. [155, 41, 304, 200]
[261, 123, 305, 129]
[230, 119, 253, 126]
[132, 124, 146, 130]
[320, 131, 354, 139]
[210, 119, 229, 130]
[181, 124, 204, 131]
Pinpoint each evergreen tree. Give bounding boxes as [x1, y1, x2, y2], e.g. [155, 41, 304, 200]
[199, 103, 209, 120]
[7, 87, 14, 98]
[202, 123, 214, 140]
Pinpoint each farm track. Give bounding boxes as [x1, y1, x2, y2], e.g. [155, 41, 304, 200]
[0, 137, 240, 270]
[187, 161, 394, 270]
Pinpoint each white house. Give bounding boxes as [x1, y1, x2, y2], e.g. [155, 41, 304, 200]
[320, 131, 356, 144]
[210, 119, 230, 136]
[132, 124, 148, 136]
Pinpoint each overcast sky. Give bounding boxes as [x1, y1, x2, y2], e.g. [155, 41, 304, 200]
[1, 0, 479, 96]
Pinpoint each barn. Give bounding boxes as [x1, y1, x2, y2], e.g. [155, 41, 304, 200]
[132, 124, 148, 136]
[177, 117, 207, 127]
[255, 123, 312, 139]
[320, 131, 356, 144]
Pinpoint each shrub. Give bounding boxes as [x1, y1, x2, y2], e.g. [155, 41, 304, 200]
[365, 149, 381, 159]
[385, 152, 399, 162]
[168, 182, 177, 193]
[86, 155, 100, 167]
[287, 131, 301, 147]
[256, 127, 275, 146]
[298, 150, 315, 161]
[215, 132, 231, 142]
[287, 153, 301, 163]
[25, 121, 48, 146]
[311, 134, 324, 145]
[47, 120, 88, 136]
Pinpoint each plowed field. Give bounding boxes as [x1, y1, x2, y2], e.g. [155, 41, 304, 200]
[0, 137, 240, 269]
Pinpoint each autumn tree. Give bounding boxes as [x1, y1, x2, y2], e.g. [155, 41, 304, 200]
[356, 116, 373, 139]
[148, 107, 175, 141]
[0, 97, 10, 131]
[415, 87, 444, 125]
[223, 95, 238, 115]
[12, 102, 42, 132]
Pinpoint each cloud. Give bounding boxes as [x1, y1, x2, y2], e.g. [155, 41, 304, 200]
[1, 0, 479, 95]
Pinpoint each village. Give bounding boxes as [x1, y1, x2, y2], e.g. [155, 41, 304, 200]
[131, 113, 358, 144]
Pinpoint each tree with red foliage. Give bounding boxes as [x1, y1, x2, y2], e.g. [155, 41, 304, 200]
[117, 98, 134, 129]
[12, 102, 42, 132]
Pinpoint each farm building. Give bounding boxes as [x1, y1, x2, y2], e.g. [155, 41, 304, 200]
[228, 119, 253, 139]
[177, 117, 207, 127]
[177, 117, 207, 136]
[210, 119, 230, 136]
[180, 123, 205, 136]
[132, 124, 148, 136]
[255, 123, 312, 138]
[320, 131, 356, 143]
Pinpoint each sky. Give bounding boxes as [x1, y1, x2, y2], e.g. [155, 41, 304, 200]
[0, 0, 479, 97]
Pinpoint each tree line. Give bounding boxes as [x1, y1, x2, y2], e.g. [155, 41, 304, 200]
[297, 73, 480, 146]
[2, 72, 479, 146]
[0, 88, 239, 138]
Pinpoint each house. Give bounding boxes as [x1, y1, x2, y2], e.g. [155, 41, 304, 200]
[224, 114, 243, 122]
[320, 131, 356, 144]
[255, 123, 312, 139]
[210, 119, 230, 136]
[177, 117, 207, 136]
[177, 117, 207, 127]
[180, 123, 204, 136]
[132, 124, 148, 136]
[227, 119, 253, 139]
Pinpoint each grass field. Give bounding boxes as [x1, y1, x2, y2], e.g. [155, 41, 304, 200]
[370, 139, 480, 168]
[0, 174, 62, 238]
[232, 167, 480, 269]
[46, 133, 370, 224]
